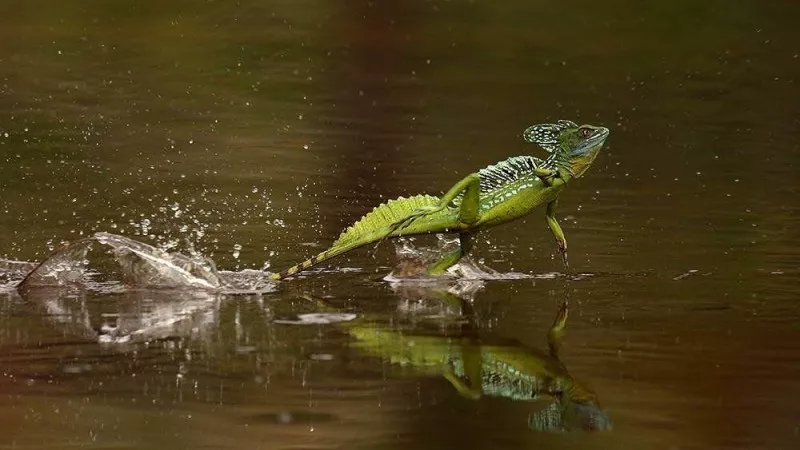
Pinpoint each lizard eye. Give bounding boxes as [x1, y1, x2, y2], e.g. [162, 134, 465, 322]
[579, 127, 593, 139]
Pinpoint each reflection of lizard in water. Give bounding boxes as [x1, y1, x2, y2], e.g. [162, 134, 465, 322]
[312, 292, 610, 432]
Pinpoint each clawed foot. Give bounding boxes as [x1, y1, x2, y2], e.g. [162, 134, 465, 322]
[556, 241, 569, 271]
[536, 169, 562, 186]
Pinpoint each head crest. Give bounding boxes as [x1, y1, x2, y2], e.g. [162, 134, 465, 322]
[523, 120, 578, 152]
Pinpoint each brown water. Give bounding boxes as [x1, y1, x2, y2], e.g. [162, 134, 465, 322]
[1, 1, 800, 448]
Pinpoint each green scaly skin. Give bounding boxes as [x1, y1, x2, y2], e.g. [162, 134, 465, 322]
[309, 295, 610, 432]
[271, 120, 609, 281]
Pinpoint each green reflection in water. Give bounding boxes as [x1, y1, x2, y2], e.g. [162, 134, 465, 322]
[306, 289, 609, 433]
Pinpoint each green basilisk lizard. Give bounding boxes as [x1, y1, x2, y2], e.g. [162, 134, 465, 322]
[272, 120, 609, 280]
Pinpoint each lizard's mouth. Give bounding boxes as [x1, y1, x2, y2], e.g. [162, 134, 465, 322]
[571, 127, 609, 156]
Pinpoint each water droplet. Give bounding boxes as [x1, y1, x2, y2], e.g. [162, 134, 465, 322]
[141, 218, 151, 235]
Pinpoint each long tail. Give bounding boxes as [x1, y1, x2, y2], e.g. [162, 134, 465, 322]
[269, 238, 368, 281]
[270, 194, 441, 281]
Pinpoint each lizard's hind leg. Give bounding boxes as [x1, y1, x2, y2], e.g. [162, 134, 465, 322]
[426, 232, 474, 276]
[425, 174, 481, 276]
[388, 173, 481, 237]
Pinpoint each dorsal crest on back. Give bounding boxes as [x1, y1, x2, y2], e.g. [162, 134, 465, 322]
[477, 155, 543, 192]
[475, 120, 578, 194]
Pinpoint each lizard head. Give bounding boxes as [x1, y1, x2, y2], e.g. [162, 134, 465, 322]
[523, 120, 610, 178]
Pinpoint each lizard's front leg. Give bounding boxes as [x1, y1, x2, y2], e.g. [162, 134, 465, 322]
[545, 200, 569, 270]
[534, 168, 559, 186]
[547, 300, 569, 359]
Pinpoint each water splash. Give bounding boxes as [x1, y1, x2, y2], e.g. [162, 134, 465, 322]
[14, 232, 276, 294]
[219, 269, 279, 294]
[16, 238, 94, 291]
[0, 259, 38, 292]
[385, 235, 534, 282]
[96, 232, 222, 289]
